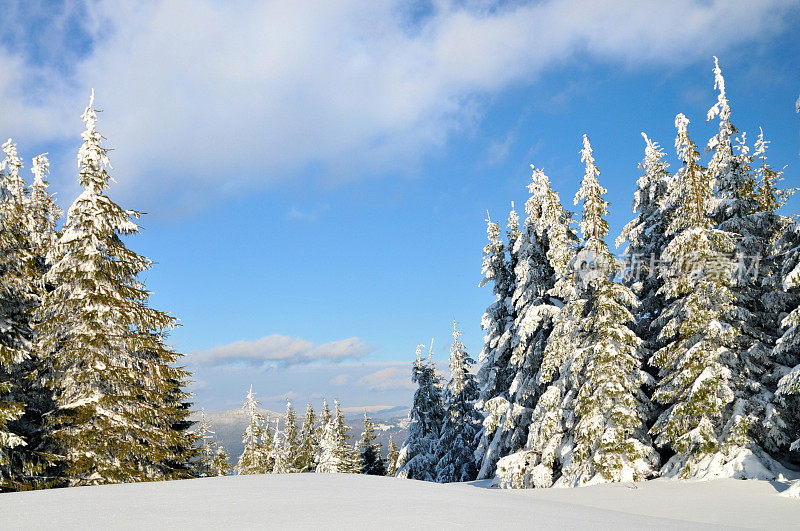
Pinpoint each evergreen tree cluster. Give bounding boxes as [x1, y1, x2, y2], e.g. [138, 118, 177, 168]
[230, 387, 393, 478]
[0, 92, 197, 490]
[398, 58, 800, 488]
[395, 323, 482, 483]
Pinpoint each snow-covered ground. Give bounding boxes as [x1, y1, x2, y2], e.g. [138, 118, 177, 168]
[1, 474, 798, 529]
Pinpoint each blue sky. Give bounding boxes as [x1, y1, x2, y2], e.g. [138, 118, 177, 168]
[2, 0, 800, 412]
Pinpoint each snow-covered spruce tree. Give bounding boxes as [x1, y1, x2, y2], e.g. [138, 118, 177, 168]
[296, 403, 318, 472]
[279, 401, 300, 473]
[616, 133, 671, 347]
[487, 166, 580, 483]
[0, 140, 31, 490]
[26, 154, 61, 269]
[316, 399, 358, 473]
[474, 207, 519, 479]
[434, 322, 481, 483]
[649, 114, 772, 478]
[270, 419, 285, 473]
[3, 150, 63, 491]
[212, 445, 232, 477]
[386, 436, 399, 477]
[499, 136, 656, 488]
[774, 223, 800, 454]
[754, 129, 799, 454]
[358, 413, 386, 476]
[560, 136, 657, 485]
[34, 94, 196, 485]
[396, 344, 444, 480]
[195, 409, 216, 477]
[315, 399, 332, 468]
[705, 59, 790, 461]
[261, 419, 275, 472]
[235, 386, 267, 475]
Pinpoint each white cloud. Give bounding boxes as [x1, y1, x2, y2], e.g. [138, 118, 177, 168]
[358, 367, 415, 391]
[329, 374, 352, 386]
[263, 390, 300, 403]
[0, 0, 795, 210]
[188, 334, 374, 367]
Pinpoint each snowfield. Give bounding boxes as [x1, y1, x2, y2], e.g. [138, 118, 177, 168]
[1, 474, 799, 529]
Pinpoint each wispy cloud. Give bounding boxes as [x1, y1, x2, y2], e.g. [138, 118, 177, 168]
[188, 335, 375, 367]
[329, 374, 352, 386]
[358, 367, 415, 391]
[0, 0, 795, 212]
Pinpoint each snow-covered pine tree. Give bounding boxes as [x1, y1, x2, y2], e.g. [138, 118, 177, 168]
[315, 399, 332, 468]
[212, 445, 231, 477]
[270, 419, 285, 473]
[386, 436, 399, 477]
[296, 403, 318, 472]
[488, 166, 580, 484]
[235, 386, 267, 475]
[261, 419, 274, 472]
[195, 409, 216, 477]
[649, 113, 767, 479]
[616, 133, 671, 347]
[34, 94, 195, 485]
[559, 136, 657, 485]
[0, 140, 31, 490]
[396, 343, 444, 480]
[358, 413, 386, 476]
[499, 136, 656, 488]
[316, 399, 358, 473]
[774, 222, 800, 452]
[26, 154, 61, 269]
[705, 59, 790, 464]
[434, 322, 481, 483]
[751, 129, 800, 459]
[475, 207, 519, 479]
[280, 401, 300, 473]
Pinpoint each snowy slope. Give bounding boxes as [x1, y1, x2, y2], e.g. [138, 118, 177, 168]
[1, 474, 799, 529]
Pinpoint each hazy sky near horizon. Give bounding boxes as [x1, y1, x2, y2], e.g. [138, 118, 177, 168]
[1, 0, 799, 411]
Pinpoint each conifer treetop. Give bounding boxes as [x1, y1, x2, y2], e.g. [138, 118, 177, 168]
[574, 134, 609, 251]
[78, 89, 115, 194]
[672, 113, 710, 230]
[1, 139, 25, 201]
[707, 56, 732, 131]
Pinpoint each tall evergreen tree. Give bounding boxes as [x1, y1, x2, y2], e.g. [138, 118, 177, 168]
[386, 436, 399, 477]
[25, 154, 61, 266]
[270, 419, 285, 473]
[358, 413, 386, 476]
[560, 136, 657, 485]
[396, 343, 444, 480]
[475, 207, 519, 479]
[15, 154, 62, 487]
[34, 93, 195, 485]
[315, 399, 332, 468]
[704, 59, 788, 464]
[496, 167, 579, 477]
[235, 386, 267, 475]
[616, 133, 671, 346]
[212, 445, 231, 477]
[764, 133, 800, 458]
[649, 114, 760, 478]
[0, 140, 31, 490]
[195, 409, 216, 477]
[435, 322, 481, 483]
[280, 401, 300, 473]
[317, 399, 358, 473]
[499, 137, 656, 488]
[297, 403, 318, 472]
